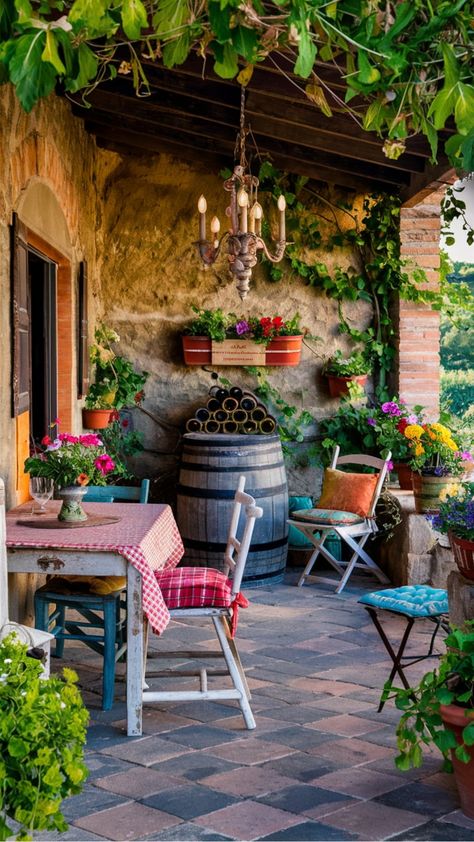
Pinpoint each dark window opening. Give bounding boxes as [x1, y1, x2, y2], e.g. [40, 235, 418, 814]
[28, 251, 57, 444]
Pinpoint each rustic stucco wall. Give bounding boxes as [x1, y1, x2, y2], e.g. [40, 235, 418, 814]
[96, 152, 372, 497]
[0, 86, 118, 505]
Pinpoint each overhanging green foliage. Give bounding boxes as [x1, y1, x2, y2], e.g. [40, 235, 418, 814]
[0, 1, 473, 169]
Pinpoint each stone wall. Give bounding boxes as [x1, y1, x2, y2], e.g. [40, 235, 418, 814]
[96, 153, 372, 499]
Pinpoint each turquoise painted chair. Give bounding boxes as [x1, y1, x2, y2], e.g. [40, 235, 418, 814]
[34, 479, 150, 710]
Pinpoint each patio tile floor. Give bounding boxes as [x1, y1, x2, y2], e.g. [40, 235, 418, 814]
[36, 569, 474, 841]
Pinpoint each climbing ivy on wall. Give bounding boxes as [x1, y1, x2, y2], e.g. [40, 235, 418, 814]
[0, 1, 473, 170]
[256, 163, 474, 401]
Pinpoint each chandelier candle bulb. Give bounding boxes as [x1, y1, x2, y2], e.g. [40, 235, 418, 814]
[198, 195, 207, 241]
[253, 202, 263, 237]
[238, 188, 249, 234]
[210, 215, 220, 247]
[277, 194, 286, 242]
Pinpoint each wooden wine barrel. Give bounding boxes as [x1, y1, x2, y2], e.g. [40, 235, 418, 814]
[177, 433, 288, 586]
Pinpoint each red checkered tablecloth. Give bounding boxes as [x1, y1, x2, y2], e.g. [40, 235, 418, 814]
[6, 501, 184, 634]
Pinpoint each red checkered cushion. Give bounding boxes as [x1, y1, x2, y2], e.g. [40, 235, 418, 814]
[155, 567, 232, 609]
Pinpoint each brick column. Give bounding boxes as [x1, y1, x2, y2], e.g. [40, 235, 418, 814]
[395, 188, 445, 418]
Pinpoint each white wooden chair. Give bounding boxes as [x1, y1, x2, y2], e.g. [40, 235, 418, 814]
[0, 478, 53, 676]
[289, 447, 392, 593]
[142, 476, 263, 729]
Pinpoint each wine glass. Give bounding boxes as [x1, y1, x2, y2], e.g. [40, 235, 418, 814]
[29, 477, 54, 514]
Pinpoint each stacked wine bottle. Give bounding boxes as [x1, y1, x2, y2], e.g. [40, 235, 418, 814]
[185, 386, 277, 435]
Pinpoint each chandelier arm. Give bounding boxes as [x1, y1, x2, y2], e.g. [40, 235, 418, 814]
[257, 238, 287, 263]
[196, 231, 230, 265]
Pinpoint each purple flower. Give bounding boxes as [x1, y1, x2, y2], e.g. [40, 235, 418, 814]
[381, 401, 401, 416]
[387, 460, 394, 471]
[235, 320, 250, 336]
[46, 438, 61, 451]
[367, 417, 376, 426]
[461, 451, 473, 461]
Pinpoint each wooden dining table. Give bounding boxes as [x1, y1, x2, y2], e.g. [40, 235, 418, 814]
[5, 500, 184, 735]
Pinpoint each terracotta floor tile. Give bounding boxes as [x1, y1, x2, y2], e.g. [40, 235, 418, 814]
[309, 737, 395, 766]
[311, 766, 405, 798]
[194, 800, 300, 840]
[73, 802, 182, 840]
[307, 697, 374, 715]
[289, 677, 367, 695]
[305, 713, 386, 738]
[94, 766, 186, 798]
[200, 765, 296, 797]
[204, 738, 296, 766]
[318, 799, 427, 840]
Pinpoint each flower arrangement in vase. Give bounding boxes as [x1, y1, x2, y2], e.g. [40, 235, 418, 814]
[24, 428, 126, 521]
[431, 481, 474, 580]
[182, 307, 304, 366]
[400, 420, 473, 513]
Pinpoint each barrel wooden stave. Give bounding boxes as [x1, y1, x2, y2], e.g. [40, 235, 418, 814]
[177, 433, 288, 586]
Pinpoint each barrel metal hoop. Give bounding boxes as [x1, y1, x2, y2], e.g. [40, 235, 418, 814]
[183, 536, 288, 552]
[179, 460, 285, 473]
[176, 483, 288, 499]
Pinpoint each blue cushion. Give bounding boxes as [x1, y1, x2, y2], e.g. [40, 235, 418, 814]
[358, 585, 448, 617]
[288, 497, 313, 547]
[291, 508, 364, 526]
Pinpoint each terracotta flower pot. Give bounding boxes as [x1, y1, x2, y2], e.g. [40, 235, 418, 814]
[449, 534, 474, 581]
[181, 335, 303, 367]
[440, 703, 474, 819]
[412, 473, 457, 514]
[327, 373, 368, 398]
[393, 462, 414, 490]
[82, 408, 112, 430]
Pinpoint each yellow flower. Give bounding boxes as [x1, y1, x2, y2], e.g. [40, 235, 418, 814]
[439, 483, 460, 502]
[414, 443, 425, 456]
[404, 424, 424, 440]
[446, 439, 458, 451]
[431, 423, 450, 435]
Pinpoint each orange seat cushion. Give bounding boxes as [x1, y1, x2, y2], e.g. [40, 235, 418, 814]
[317, 467, 378, 518]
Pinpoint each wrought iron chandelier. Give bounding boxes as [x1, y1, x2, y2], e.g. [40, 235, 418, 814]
[196, 87, 287, 300]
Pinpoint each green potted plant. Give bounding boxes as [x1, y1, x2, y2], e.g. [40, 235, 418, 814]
[431, 481, 474, 580]
[83, 325, 149, 429]
[391, 620, 474, 819]
[182, 307, 304, 367]
[0, 632, 89, 840]
[367, 400, 424, 489]
[323, 349, 371, 398]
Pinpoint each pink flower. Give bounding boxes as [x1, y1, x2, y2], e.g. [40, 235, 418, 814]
[58, 433, 79, 444]
[387, 460, 394, 471]
[94, 454, 115, 475]
[41, 435, 52, 446]
[407, 414, 418, 424]
[46, 438, 62, 451]
[79, 434, 103, 447]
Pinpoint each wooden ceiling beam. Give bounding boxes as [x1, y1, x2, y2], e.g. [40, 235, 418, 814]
[86, 86, 425, 174]
[84, 119, 391, 193]
[82, 98, 410, 186]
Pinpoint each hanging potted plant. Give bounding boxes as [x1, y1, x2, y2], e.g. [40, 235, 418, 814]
[391, 621, 474, 820]
[0, 632, 89, 840]
[322, 350, 371, 398]
[181, 307, 304, 367]
[402, 420, 473, 513]
[82, 325, 149, 429]
[431, 481, 474, 579]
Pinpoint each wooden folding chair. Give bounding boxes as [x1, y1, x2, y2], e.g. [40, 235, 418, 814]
[289, 446, 391, 593]
[142, 476, 263, 729]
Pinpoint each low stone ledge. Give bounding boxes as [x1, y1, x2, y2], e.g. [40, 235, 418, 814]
[447, 570, 474, 626]
[379, 487, 457, 588]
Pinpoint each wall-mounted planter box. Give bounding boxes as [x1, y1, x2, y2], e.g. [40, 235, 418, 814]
[182, 335, 303, 367]
[326, 373, 368, 398]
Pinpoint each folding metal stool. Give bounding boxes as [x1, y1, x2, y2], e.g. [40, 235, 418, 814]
[358, 585, 450, 711]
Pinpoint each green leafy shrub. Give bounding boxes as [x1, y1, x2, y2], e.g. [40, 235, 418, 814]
[323, 350, 371, 377]
[86, 325, 148, 410]
[391, 622, 474, 773]
[441, 368, 474, 419]
[0, 633, 88, 841]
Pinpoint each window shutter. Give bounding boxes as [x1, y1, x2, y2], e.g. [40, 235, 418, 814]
[78, 260, 89, 397]
[11, 213, 30, 417]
